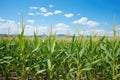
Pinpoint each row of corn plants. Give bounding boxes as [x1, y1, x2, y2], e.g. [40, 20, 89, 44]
[0, 24, 120, 79]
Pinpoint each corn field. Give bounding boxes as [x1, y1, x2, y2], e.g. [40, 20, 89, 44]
[0, 26, 120, 80]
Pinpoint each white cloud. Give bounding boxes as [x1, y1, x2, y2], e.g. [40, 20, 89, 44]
[49, 5, 54, 8]
[73, 17, 88, 24]
[0, 17, 49, 35]
[36, 12, 45, 15]
[76, 29, 111, 36]
[0, 22, 48, 36]
[90, 29, 105, 35]
[0, 18, 113, 36]
[6, 20, 16, 23]
[37, 26, 48, 34]
[43, 12, 53, 16]
[0, 17, 16, 23]
[64, 13, 74, 18]
[27, 20, 35, 24]
[0, 20, 18, 35]
[24, 25, 48, 35]
[39, 13, 44, 15]
[73, 17, 99, 27]
[36, 12, 40, 15]
[94, 29, 113, 36]
[54, 23, 71, 34]
[39, 10, 62, 16]
[28, 13, 34, 16]
[55, 23, 69, 28]
[29, 7, 39, 10]
[0, 18, 5, 22]
[54, 10, 62, 14]
[117, 25, 120, 30]
[40, 7, 47, 13]
[87, 21, 99, 27]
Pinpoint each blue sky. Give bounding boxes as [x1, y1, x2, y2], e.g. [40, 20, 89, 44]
[0, 0, 120, 36]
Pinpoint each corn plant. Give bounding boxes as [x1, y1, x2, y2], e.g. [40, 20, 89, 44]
[0, 22, 120, 80]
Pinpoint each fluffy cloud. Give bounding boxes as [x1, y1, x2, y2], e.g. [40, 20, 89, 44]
[28, 6, 63, 17]
[0, 18, 18, 35]
[43, 12, 53, 16]
[36, 12, 40, 15]
[0, 17, 113, 36]
[40, 7, 47, 13]
[0, 17, 15, 23]
[0, 18, 5, 22]
[27, 20, 35, 24]
[54, 10, 62, 14]
[0, 17, 49, 35]
[36, 26, 48, 34]
[0, 24, 48, 36]
[29, 7, 39, 10]
[54, 23, 71, 34]
[24, 25, 48, 35]
[117, 25, 120, 30]
[73, 17, 99, 27]
[28, 13, 34, 16]
[64, 13, 74, 18]
[40, 10, 62, 16]
[55, 23, 69, 28]
[73, 17, 88, 24]
[90, 29, 105, 35]
[77, 29, 112, 36]
[49, 5, 54, 8]
[87, 21, 99, 27]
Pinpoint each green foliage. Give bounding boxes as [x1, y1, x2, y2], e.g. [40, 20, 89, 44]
[0, 29, 120, 80]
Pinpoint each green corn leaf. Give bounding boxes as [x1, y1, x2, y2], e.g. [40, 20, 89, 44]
[92, 59, 101, 64]
[81, 67, 92, 73]
[32, 43, 40, 53]
[47, 58, 52, 70]
[114, 74, 120, 79]
[115, 64, 120, 70]
[116, 48, 120, 57]
[79, 48, 84, 58]
[36, 69, 46, 74]
[100, 44, 114, 61]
